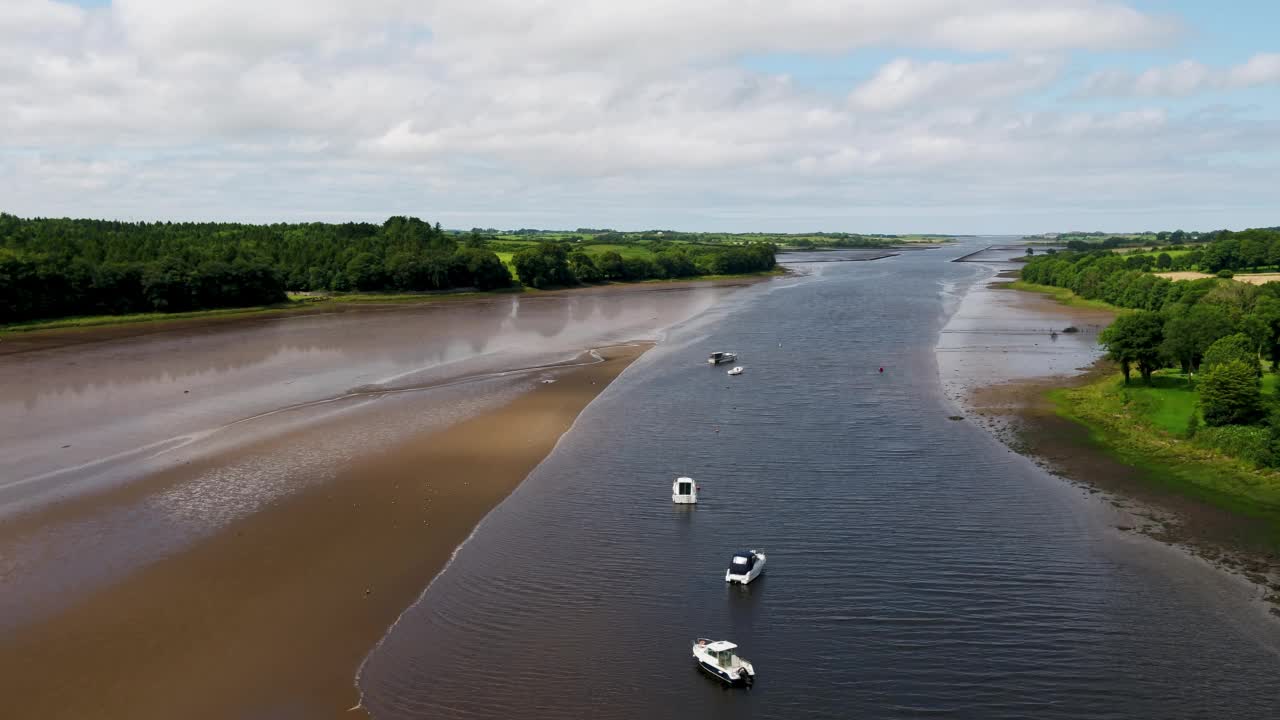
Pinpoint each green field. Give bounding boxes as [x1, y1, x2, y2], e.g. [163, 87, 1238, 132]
[1114, 247, 1199, 259]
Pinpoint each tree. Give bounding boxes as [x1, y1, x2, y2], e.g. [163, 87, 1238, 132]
[1199, 360, 1264, 426]
[1099, 310, 1165, 384]
[1156, 252, 1172, 269]
[345, 252, 385, 291]
[1161, 303, 1233, 374]
[1025, 247, 1034, 256]
[594, 251, 625, 280]
[1249, 295, 1280, 370]
[568, 252, 603, 283]
[1202, 333, 1260, 376]
[454, 248, 512, 290]
[512, 242, 573, 289]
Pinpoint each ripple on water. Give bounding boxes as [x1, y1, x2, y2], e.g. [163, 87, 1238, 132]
[358, 248, 1280, 720]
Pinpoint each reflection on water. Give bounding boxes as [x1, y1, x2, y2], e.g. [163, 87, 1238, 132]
[358, 241, 1280, 719]
[0, 287, 729, 513]
[0, 286, 740, 630]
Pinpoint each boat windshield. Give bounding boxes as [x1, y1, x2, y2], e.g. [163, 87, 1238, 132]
[728, 554, 754, 572]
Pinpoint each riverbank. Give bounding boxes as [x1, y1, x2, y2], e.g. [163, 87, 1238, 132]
[0, 342, 649, 719]
[0, 271, 783, 342]
[960, 277, 1280, 614]
[0, 274, 774, 357]
[1004, 279, 1125, 313]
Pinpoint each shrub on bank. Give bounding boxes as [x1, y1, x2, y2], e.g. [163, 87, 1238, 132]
[1194, 425, 1272, 467]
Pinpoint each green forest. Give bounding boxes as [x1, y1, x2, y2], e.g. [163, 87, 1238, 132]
[0, 214, 776, 324]
[1020, 227, 1280, 468]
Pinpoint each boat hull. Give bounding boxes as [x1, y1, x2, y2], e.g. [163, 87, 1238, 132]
[691, 641, 755, 688]
[695, 659, 753, 687]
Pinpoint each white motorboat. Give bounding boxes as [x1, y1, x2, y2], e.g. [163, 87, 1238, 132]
[727, 366, 744, 376]
[692, 638, 755, 687]
[672, 476, 698, 504]
[724, 549, 766, 584]
[708, 351, 738, 365]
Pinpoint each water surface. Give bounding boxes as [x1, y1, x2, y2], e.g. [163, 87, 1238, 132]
[359, 240, 1280, 719]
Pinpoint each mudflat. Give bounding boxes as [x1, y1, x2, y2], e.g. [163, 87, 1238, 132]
[0, 343, 649, 719]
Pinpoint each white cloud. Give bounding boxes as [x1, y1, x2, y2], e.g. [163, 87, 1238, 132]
[849, 56, 1061, 111]
[1228, 53, 1280, 87]
[0, 0, 82, 35]
[2, 0, 1277, 232]
[1080, 53, 1280, 97]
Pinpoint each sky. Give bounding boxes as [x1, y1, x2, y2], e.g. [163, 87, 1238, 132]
[1, 1, 1278, 233]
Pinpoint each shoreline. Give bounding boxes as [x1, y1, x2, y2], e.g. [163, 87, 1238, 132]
[954, 275, 1280, 615]
[0, 342, 651, 719]
[0, 272, 782, 347]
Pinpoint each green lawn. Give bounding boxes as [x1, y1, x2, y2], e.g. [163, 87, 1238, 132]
[1108, 370, 1278, 436]
[1118, 372, 1201, 434]
[1057, 371, 1280, 518]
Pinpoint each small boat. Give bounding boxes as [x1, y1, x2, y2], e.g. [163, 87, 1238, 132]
[708, 351, 738, 365]
[672, 476, 698, 504]
[692, 638, 755, 687]
[727, 366, 744, 376]
[724, 549, 766, 584]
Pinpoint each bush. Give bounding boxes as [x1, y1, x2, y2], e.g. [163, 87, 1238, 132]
[1202, 333, 1260, 376]
[1217, 269, 1235, 278]
[1199, 359, 1264, 426]
[1194, 425, 1272, 467]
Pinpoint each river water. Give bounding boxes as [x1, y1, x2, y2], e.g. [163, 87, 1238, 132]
[358, 241, 1280, 718]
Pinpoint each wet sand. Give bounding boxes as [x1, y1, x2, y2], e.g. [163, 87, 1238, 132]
[0, 343, 650, 719]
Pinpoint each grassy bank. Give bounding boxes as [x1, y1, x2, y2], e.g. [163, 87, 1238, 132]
[1005, 280, 1127, 313]
[0, 302, 315, 334]
[1054, 371, 1280, 523]
[0, 271, 779, 336]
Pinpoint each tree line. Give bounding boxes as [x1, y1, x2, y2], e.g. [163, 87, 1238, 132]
[0, 214, 517, 323]
[0, 214, 777, 324]
[512, 242, 776, 289]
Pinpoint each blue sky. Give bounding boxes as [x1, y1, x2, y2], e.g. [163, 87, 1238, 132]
[4, 1, 1279, 233]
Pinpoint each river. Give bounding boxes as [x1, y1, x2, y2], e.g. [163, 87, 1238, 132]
[357, 239, 1280, 718]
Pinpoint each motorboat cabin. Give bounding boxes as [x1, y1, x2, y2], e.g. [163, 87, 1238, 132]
[724, 549, 766, 584]
[692, 638, 755, 686]
[672, 476, 698, 504]
[708, 351, 738, 365]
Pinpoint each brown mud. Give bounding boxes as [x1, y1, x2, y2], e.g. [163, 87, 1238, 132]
[0, 343, 650, 719]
